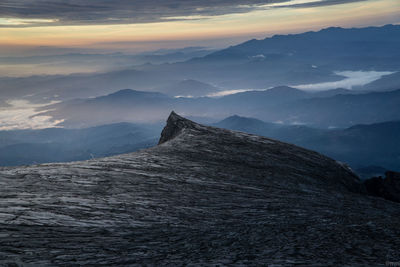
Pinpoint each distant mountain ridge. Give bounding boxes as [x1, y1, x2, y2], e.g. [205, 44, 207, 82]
[39, 87, 400, 128]
[154, 79, 221, 97]
[0, 122, 161, 166]
[204, 24, 400, 65]
[360, 71, 400, 92]
[214, 115, 400, 174]
[1, 24, 398, 102]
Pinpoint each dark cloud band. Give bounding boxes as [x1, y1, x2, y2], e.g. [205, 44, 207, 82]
[0, 0, 369, 27]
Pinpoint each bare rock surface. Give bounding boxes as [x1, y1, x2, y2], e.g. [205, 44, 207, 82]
[364, 171, 400, 203]
[0, 112, 399, 266]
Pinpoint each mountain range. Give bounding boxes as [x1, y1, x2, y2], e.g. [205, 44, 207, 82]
[37, 86, 400, 128]
[0, 24, 399, 103]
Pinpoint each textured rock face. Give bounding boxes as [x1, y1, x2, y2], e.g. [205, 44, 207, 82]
[158, 111, 189, 144]
[0, 112, 399, 266]
[364, 171, 400, 203]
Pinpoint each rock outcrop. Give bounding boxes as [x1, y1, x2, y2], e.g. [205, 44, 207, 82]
[364, 171, 400, 203]
[158, 111, 192, 144]
[0, 112, 399, 266]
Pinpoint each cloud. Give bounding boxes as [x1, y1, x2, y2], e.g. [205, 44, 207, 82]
[273, 0, 369, 8]
[292, 70, 394, 91]
[0, 0, 368, 27]
[0, 100, 63, 130]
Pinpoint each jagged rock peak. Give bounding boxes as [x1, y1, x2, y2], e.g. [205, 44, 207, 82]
[158, 111, 198, 144]
[157, 111, 364, 194]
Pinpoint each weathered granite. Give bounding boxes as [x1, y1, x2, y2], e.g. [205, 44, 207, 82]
[364, 171, 400, 203]
[0, 112, 399, 266]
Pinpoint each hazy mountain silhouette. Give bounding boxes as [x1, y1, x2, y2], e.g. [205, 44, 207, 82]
[38, 89, 173, 126]
[201, 24, 400, 69]
[360, 71, 400, 92]
[1, 25, 398, 102]
[0, 122, 161, 166]
[39, 86, 400, 128]
[215, 115, 400, 173]
[276, 89, 400, 127]
[154, 79, 221, 97]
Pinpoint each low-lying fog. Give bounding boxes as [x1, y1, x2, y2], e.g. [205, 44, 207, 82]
[0, 100, 63, 130]
[292, 70, 394, 91]
[208, 70, 394, 97]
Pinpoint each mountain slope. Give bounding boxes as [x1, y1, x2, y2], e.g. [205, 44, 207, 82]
[214, 114, 324, 143]
[279, 88, 400, 127]
[215, 115, 400, 173]
[0, 122, 162, 166]
[37, 89, 174, 126]
[215, 88, 400, 128]
[203, 24, 400, 69]
[361, 71, 400, 92]
[1, 112, 399, 266]
[154, 79, 221, 97]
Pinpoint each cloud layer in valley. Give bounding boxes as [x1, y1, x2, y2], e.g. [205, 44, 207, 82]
[0, 100, 63, 130]
[292, 71, 395, 91]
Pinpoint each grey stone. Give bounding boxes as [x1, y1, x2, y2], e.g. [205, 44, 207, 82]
[0, 112, 399, 266]
[364, 171, 400, 203]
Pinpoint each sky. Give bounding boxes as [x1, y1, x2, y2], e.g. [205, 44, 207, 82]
[0, 0, 399, 55]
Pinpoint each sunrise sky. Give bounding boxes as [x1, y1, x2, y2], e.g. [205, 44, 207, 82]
[0, 0, 399, 55]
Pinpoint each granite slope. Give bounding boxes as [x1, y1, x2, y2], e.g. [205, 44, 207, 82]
[0, 112, 399, 266]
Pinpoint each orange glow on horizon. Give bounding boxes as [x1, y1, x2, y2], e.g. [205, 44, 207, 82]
[0, 0, 398, 51]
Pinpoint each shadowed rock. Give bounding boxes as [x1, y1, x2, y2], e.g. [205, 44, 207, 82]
[364, 171, 400, 203]
[158, 111, 193, 144]
[0, 112, 399, 266]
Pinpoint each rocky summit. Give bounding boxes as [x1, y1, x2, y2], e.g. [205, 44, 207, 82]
[0, 112, 399, 266]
